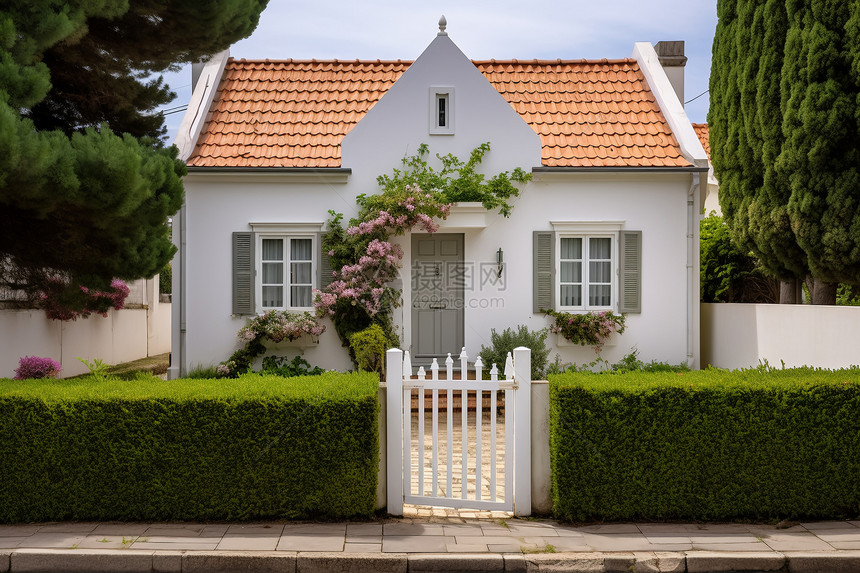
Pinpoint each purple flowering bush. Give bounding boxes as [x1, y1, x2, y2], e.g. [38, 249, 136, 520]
[40, 278, 130, 321]
[14, 356, 61, 379]
[546, 310, 627, 351]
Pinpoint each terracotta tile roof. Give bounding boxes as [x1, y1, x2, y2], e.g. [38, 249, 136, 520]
[692, 122, 710, 160]
[188, 59, 409, 168]
[477, 59, 689, 167]
[187, 58, 691, 169]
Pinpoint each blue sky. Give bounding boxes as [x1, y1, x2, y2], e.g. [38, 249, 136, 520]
[160, 0, 718, 142]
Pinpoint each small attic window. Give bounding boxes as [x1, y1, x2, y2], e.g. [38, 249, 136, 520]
[437, 94, 448, 127]
[429, 87, 454, 135]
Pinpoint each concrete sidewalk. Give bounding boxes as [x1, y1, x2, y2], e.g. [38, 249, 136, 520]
[1, 515, 859, 572]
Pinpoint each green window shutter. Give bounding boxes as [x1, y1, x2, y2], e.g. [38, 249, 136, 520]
[533, 231, 555, 313]
[619, 230, 642, 314]
[232, 231, 255, 315]
[318, 233, 334, 290]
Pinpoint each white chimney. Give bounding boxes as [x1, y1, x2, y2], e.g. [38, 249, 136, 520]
[654, 41, 687, 106]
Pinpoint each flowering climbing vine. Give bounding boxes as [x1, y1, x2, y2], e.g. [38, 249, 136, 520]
[315, 186, 450, 320]
[315, 143, 531, 359]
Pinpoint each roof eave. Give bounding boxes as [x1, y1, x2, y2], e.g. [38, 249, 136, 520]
[184, 166, 352, 184]
[532, 166, 709, 173]
[186, 166, 351, 173]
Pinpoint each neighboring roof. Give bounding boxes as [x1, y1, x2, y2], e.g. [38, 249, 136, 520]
[187, 58, 691, 169]
[692, 123, 710, 160]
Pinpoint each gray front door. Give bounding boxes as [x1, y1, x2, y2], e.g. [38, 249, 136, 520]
[411, 233, 465, 359]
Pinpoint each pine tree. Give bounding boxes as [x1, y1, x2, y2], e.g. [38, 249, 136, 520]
[0, 1, 267, 306]
[26, 1, 268, 139]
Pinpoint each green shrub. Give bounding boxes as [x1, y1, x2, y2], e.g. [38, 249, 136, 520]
[550, 368, 860, 522]
[159, 263, 172, 295]
[700, 214, 778, 303]
[609, 350, 689, 373]
[186, 365, 220, 379]
[260, 355, 324, 377]
[0, 372, 379, 522]
[837, 284, 860, 306]
[479, 325, 549, 379]
[350, 324, 387, 376]
[546, 350, 689, 375]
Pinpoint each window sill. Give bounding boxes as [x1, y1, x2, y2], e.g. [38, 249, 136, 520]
[265, 334, 320, 350]
[556, 332, 617, 348]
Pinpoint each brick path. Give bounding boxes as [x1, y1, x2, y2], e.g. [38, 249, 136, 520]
[407, 403, 508, 505]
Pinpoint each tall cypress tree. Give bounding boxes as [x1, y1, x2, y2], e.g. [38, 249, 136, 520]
[0, 1, 267, 307]
[779, 0, 860, 302]
[710, 0, 860, 303]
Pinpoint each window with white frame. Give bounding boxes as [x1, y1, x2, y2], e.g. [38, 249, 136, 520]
[429, 86, 454, 134]
[436, 93, 449, 128]
[260, 236, 314, 309]
[534, 223, 640, 315]
[558, 234, 616, 310]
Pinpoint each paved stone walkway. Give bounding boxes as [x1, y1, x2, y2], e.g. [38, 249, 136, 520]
[1, 516, 858, 554]
[1, 517, 859, 572]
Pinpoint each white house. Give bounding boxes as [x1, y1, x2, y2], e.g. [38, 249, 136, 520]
[169, 19, 708, 378]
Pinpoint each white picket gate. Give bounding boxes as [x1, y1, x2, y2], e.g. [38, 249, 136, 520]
[386, 346, 531, 516]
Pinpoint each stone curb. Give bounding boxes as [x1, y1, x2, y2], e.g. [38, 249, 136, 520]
[784, 550, 860, 573]
[297, 552, 406, 573]
[2, 549, 860, 572]
[685, 551, 786, 572]
[408, 553, 504, 571]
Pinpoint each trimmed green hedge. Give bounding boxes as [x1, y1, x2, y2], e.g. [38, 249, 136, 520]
[550, 368, 860, 522]
[0, 372, 379, 522]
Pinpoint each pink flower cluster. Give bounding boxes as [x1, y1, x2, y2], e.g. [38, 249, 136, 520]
[547, 309, 626, 351]
[238, 310, 325, 343]
[316, 238, 403, 317]
[41, 278, 130, 321]
[315, 184, 453, 320]
[347, 211, 407, 236]
[345, 186, 451, 237]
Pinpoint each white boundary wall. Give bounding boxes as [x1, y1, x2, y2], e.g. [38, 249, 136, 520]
[702, 303, 860, 370]
[0, 278, 171, 378]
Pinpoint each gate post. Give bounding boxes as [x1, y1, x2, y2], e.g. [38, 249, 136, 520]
[513, 346, 532, 516]
[386, 348, 404, 515]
